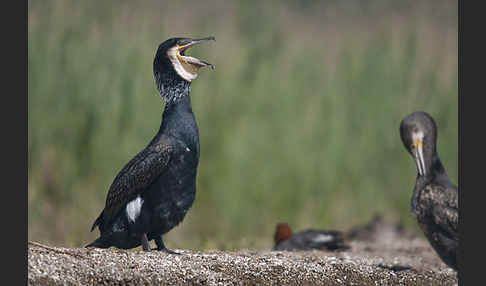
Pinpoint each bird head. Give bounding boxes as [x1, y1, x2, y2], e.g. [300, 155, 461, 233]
[399, 111, 438, 177]
[153, 37, 215, 85]
[274, 223, 293, 245]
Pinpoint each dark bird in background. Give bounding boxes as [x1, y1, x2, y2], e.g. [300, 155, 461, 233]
[86, 37, 215, 253]
[345, 213, 408, 242]
[273, 223, 350, 251]
[400, 111, 458, 271]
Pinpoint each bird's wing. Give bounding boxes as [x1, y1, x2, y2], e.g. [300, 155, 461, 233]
[101, 136, 173, 226]
[304, 230, 347, 249]
[429, 184, 458, 241]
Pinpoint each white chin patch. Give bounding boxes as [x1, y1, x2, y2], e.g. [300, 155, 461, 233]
[126, 196, 144, 223]
[412, 130, 424, 143]
[167, 46, 197, 82]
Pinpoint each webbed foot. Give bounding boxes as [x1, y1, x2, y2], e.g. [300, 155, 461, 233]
[153, 236, 181, 254]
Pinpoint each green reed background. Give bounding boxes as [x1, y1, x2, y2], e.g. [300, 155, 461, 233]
[28, 0, 457, 250]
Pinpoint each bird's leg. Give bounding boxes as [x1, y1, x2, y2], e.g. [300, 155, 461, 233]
[141, 233, 150, 251]
[153, 236, 180, 254]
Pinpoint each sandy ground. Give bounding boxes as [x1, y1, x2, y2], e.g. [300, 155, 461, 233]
[28, 235, 457, 285]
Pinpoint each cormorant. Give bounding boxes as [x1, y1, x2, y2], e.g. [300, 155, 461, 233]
[399, 111, 458, 271]
[86, 37, 215, 253]
[273, 223, 350, 251]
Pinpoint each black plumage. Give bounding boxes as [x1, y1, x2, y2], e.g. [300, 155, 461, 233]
[86, 37, 215, 252]
[399, 111, 458, 271]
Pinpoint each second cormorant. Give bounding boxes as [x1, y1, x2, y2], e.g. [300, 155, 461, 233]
[399, 111, 458, 271]
[86, 37, 215, 253]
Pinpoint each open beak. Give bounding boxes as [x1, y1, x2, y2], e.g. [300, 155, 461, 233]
[412, 140, 426, 176]
[177, 37, 215, 71]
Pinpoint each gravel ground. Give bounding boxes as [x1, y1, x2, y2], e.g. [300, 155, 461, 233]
[28, 236, 457, 285]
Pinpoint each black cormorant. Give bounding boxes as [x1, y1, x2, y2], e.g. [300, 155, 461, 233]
[273, 223, 350, 251]
[86, 37, 215, 253]
[399, 111, 458, 270]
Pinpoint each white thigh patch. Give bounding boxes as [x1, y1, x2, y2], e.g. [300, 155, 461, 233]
[312, 234, 333, 243]
[126, 196, 144, 223]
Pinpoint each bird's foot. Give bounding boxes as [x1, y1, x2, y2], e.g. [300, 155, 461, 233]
[151, 247, 181, 255]
[153, 236, 180, 254]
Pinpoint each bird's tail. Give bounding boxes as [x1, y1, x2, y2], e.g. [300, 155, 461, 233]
[90, 211, 104, 232]
[85, 236, 110, 248]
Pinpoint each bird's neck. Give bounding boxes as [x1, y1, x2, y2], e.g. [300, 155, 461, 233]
[431, 153, 447, 176]
[157, 77, 191, 105]
[416, 153, 448, 187]
[158, 85, 199, 147]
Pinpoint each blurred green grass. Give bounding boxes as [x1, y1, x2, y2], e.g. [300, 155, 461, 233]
[28, 0, 457, 250]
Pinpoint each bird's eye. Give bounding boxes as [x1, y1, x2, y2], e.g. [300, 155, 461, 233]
[177, 39, 190, 46]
